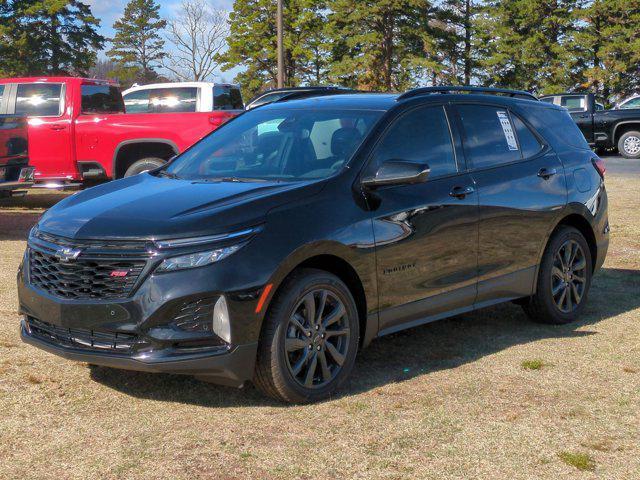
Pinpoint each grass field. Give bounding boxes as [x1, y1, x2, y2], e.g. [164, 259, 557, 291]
[0, 176, 638, 479]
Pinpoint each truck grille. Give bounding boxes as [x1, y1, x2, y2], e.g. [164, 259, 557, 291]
[29, 249, 146, 299]
[27, 317, 140, 353]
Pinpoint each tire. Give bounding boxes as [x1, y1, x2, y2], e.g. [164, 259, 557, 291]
[617, 130, 640, 159]
[123, 157, 165, 177]
[522, 226, 592, 324]
[254, 268, 360, 403]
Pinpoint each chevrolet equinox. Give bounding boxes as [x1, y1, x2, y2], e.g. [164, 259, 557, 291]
[19, 87, 609, 403]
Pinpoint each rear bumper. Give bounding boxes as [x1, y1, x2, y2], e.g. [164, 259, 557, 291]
[20, 318, 257, 387]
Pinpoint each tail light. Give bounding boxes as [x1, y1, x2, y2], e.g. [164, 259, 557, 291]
[592, 157, 606, 179]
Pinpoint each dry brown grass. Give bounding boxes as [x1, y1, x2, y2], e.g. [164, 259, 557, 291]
[1, 177, 639, 479]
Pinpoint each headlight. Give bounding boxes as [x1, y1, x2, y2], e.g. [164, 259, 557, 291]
[155, 245, 241, 273]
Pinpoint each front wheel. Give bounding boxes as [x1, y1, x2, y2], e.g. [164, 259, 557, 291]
[123, 157, 165, 177]
[522, 226, 592, 324]
[618, 131, 640, 159]
[254, 269, 359, 403]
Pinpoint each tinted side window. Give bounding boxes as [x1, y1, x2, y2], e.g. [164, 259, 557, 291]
[370, 105, 457, 179]
[81, 85, 125, 114]
[511, 114, 542, 158]
[458, 105, 521, 169]
[123, 90, 149, 113]
[15, 83, 62, 116]
[149, 87, 197, 113]
[213, 85, 243, 110]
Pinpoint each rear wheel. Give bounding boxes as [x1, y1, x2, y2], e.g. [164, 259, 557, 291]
[123, 157, 165, 177]
[618, 131, 640, 159]
[254, 269, 359, 403]
[523, 226, 592, 324]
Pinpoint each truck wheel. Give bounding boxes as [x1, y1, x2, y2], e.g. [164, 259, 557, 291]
[522, 226, 592, 325]
[618, 131, 640, 159]
[124, 157, 165, 177]
[254, 269, 360, 403]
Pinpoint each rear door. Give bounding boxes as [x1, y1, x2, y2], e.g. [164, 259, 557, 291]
[454, 103, 566, 304]
[10, 82, 75, 181]
[74, 82, 126, 179]
[367, 104, 479, 333]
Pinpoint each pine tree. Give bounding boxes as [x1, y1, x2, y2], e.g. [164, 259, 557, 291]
[430, 0, 481, 85]
[0, 0, 104, 76]
[573, 0, 640, 101]
[326, 0, 438, 91]
[107, 0, 166, 85]
[220, 0, 331, 99]
[477, 0, 582, 94]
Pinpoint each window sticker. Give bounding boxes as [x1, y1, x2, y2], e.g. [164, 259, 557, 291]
[497, 111, 519, 151]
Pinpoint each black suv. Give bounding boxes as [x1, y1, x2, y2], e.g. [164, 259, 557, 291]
[19, 87, 609, 403]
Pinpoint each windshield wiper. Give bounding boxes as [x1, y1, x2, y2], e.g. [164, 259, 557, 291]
[156, 170, 180, 179]
[197, 176, 269, 183]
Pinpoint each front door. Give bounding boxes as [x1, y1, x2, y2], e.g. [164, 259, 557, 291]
[12, 82, 75, 181]
[365, 104, 479, 334]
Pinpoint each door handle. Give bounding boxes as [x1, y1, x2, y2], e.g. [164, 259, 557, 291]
[537, 167, 558, 179]
[49, 124, 66, 131]
[449, 185, 475, 199]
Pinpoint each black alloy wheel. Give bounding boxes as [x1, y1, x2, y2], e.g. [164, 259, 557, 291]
[254, 269, 359, 403]
[551, 239, 587, 313]
[523, 226, 592, 324]
[284, 289, 350, 388]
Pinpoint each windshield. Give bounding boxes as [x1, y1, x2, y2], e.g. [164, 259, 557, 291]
[165, 107, 383, 181]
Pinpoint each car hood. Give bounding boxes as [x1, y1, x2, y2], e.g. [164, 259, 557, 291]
[38, 173, 325, 240]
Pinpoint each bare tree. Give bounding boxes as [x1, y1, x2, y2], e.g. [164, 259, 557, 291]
[163, 0, 228, 81]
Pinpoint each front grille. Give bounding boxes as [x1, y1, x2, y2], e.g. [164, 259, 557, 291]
[29, 249, 146, 300]
[27, 317, 140, 353]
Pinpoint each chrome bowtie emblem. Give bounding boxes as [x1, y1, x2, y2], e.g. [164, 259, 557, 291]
[55, 247, 82, 262]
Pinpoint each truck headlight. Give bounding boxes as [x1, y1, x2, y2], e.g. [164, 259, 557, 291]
[156, 245, 241, 273]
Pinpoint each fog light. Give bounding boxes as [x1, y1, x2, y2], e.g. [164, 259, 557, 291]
[212, 296, 231, 343]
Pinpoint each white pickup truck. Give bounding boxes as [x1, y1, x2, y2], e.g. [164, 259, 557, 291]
[122, 82, 243, 113]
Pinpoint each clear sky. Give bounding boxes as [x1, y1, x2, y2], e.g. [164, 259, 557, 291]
[87, 0, 240, 81]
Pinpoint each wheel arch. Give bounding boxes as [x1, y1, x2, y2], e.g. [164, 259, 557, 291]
[112, 139, 179, 179]
[612, 121, 640, 144]
[260, 246, 375, 349]
[549, 212, 598, 273]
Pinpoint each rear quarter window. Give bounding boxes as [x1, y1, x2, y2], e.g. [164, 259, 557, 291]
[81, 85, 125, 114]
[524, 105, 590, 150]
[213, 85, 243, 110]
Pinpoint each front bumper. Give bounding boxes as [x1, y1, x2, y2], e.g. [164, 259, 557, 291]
[18, 246, 265, 387]
[20, 319, 257, 387]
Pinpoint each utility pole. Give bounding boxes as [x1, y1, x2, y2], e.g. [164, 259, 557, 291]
[276, 0, 284, 88]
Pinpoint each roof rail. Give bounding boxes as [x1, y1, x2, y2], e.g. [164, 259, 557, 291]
[273, 88, 360, 104]
[397, 86, 538, 102]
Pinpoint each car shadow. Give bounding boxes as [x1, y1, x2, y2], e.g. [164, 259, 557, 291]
[88, 267, 640, 408]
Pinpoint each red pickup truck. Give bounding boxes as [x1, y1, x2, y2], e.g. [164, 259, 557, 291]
[0, 77, 242, 185]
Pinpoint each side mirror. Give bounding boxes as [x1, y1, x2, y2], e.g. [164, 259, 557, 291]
[361, 160, 430, 188]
